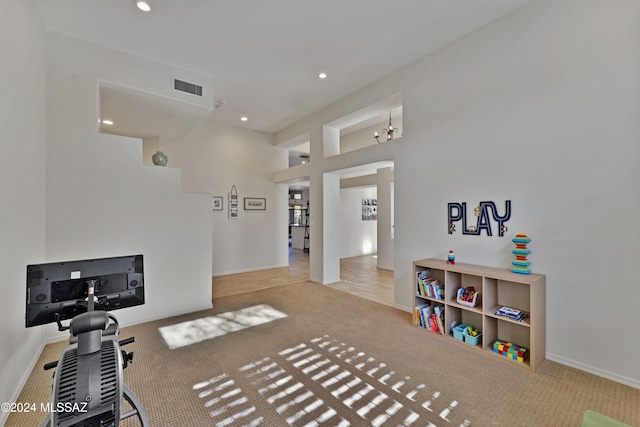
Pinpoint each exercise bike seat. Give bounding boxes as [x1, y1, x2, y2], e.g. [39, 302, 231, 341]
[68, 322, 118, 344]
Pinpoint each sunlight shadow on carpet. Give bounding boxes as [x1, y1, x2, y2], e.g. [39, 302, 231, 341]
[191, 334, 472, 426]
[158, 304, 288, 349]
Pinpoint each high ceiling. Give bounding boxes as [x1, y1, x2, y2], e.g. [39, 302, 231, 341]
[36, 0, 535, 137]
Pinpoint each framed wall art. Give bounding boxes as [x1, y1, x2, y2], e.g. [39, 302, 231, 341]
[362, 198, 377, 221]
[244, 198, 266, 210]
[229, 185, 239, 219]
[212, 196, 223, 211]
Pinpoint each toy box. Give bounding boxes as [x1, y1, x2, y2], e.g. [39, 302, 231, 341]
[493, 339, 528, 363]
[463, 327, 482, 346]
[456, 287, 480, 308]
[452, 324, 467, 341]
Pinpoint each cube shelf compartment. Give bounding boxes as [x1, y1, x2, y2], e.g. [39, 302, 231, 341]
[413, 258, 545, 372]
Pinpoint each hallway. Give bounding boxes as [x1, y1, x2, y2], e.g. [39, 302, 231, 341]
[212, 248, 394, 306]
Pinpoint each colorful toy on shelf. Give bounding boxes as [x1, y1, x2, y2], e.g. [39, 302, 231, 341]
[456, 286, 479, 307]
[458, 287, 475, 303]
[493, 339, 528, 363]
[446, 250, 455, 264]
[462, 326, 482, 345]
[512, 233, 531, 274]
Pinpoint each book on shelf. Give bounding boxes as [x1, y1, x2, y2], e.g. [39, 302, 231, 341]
[429, 314, 445, 335]
[416, 270, 430, 295]
[416, 272, 444, 300]
[497, 306, 521, 316]
[429, 314, 439, 333]
[414, 303, 446, 334]
[423, 305, 444, 335]
[414, 304, 423, 327]
[414, 304, 433, 328]
[436, 314, 445, 335]
[495, 306, 528, 322]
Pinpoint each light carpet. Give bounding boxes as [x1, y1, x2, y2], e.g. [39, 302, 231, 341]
[6, 281, 640, 426]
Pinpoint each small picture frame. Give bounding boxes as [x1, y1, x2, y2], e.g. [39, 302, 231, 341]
[229, 185, 239, 219]
[244, 197, 266, 210]
[362, 198, 378, 221]
[212, 196, 223, 211]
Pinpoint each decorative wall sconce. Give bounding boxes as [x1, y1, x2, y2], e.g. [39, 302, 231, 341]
[374, 111, 398, 143]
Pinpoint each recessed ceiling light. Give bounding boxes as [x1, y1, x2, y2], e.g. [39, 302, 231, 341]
[101, 119, 114, 125]
[318, 72, 327, 79]
[240, 117, 248, 122]
[136, 1, 151, 12]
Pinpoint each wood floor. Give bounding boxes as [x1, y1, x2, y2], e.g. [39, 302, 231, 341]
[212, 248, 394, 306]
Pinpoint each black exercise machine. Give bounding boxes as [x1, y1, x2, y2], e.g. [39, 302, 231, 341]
[26, 255, 149, 427]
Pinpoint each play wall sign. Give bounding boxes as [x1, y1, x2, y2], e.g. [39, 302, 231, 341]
[448, 201, 511, 237]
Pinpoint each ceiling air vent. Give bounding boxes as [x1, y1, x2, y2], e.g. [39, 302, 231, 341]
[173, 78, 203, 97]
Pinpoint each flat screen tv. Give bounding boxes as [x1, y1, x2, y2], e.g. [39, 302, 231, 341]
[26, 254, 144, 328]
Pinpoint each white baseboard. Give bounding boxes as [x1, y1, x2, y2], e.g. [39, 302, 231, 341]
[376, 263, 394, 272]
[546, 352, 640, 390]
[0, 340, 47, 427]
[309, 276, 341, 285]
[45, 333, 69, 345]
[213, 264, 289, 277]
[394, 303, 412, 313]
[393, 309, 639, 389]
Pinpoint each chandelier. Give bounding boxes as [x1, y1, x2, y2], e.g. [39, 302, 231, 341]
[374, 111, 398, 143]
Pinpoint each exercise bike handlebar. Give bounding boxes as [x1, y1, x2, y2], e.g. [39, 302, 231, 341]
[43, 361, 58, 371]
[119, 337, 135, 346]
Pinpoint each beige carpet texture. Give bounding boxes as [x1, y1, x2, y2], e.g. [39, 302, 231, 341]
[7, 281, 640, 426]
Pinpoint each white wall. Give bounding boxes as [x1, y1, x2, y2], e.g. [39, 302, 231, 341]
[376, 168, 394, 270]
[276, 0, 640, 388]
[44, 32, 214, 337]
[340, 187, 377, 258]
[160, 120, 289, 275]
[394, 0, 640, 387]
[339, 172, 394, 268]
[0, 0, 46, 421]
